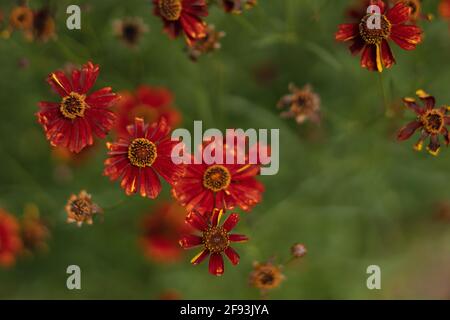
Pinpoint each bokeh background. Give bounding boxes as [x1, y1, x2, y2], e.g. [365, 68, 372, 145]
[1, 0, 450, 299]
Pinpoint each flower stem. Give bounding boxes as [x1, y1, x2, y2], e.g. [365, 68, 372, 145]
[378, 72, 389, 116]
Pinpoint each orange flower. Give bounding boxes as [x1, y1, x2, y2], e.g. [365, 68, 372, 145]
[0, 209, 22, 267]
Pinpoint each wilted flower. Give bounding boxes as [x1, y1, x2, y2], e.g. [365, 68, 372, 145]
[172, 135, 265, 215]
[336, 0, 422, 72]
[187, 24, 225, 61]
[113, 17, 149, 47]
[104, 117, 184, 198]
[179, 209, 248, 276]
[291, 243, 307, 258]
[140, 202, 192, 263]
[114, 85, 181, 136]
[32, 7, 56, 42]
[277, 83, 321, 125]
[65, 190, 102, 227]
[152, 0, 208, 46]
[21, 204, 50, 253]
[249, 260, 285, 293]
[37, 61, 119, 153]
[0, 209, 22, 267]
[397, 90, 450, 156]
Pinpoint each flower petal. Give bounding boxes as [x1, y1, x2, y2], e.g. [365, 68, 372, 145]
[179, 234, 203, 248]
[222, 213, 239, 232]
[224, 247, 240, 265]
[229, 234, 249, 243]
[397, 121, 422, 141]
[191, 249, 209, 265]
[186, 211, 208, 232]
[208, 253, 224, 276]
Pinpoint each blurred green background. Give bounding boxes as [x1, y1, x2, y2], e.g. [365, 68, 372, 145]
[1, 0, 450, 299]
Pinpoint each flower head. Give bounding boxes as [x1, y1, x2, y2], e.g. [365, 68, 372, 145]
[152, 0, 208, 46]
[336, 0, 422, 72]
[249, 260, 285, 293]
[277, 83, 321, 125]
[113, 17, 149, 47]
[0, 209, 22, 267]
[140, 202, 192, 263]
[172, 135, 265, 215]
[37, 61, 119, 153]
[291, 243, 307, 258]
[9, 6, 33, 30]
[21, 204, 50, 253]
[180, 209, 248, 276]
[65, 190, 102, 226]
[397, 90, 450, 156]
[114, 85, 181, 136]
[104, 117, 183, 198]
[187, 24, 225, 61]
[439, 0, 450, 19]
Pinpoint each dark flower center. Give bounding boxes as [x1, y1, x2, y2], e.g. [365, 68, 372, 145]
[203, 165, 231, 192]
[422, 110, 444, 134]
[123, 23, 139, 43]
[203, 227, 229, 253]
[159, 0, 182, 21]
[60, 92, 87, 119]
[259, 271, 275, 285]
[359, 14, 391, 44]
[70, 199, 92, 217]
[128, 138, 157, 167]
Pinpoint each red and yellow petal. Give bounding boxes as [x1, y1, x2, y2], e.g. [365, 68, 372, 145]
[179, 234, 203, 248]
[191, 249, 210, 265]
[208, 252, 224, 276]
[397, 121, 422, 141]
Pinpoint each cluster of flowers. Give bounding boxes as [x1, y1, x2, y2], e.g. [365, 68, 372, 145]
[35, 59, 267, 276]
[0, 4, 56, 42]
[0, 205, 50, 267]
[333, 0, 450, 156]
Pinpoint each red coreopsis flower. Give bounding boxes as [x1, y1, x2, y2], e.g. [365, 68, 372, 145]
[37, 61, 119, 153]
[152, 0, 208, 46]
[335, 0, 422, 72]
[172, 136, 265, 215]
[0, 209, 22, 267]
[397, 90, 450, 156]
[140, 202, 192, 263]
[104, 117, 183, 198]
[115, 85, 181, 137]
[179, 209, 248, 276]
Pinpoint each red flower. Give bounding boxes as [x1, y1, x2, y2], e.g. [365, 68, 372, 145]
[172, 136, 265, 215]
[152, 0, 208, 46]
[37, 61, 119, 153]
[440, 0, 450, 19]
[0, 209, 22, 267]
[115, 85, 181, 137]
[140, 202, 192, 263]
[397, 90, 450, 156]
[335, 0, 422, 72]
[179, 209, 248, 276]
[104, 117, 183, 198]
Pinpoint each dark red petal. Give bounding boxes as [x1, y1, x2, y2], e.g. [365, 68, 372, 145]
[80, 61, 99, 94]
[441, 127, 450, 146]
[47, 71, 72, 97]
[349, 38, 365, 55]
[179, 235, 203, 248]
[427, 135, 441, 155]
[210, 208, 224, 227]
[360, 45, 378, 72]
[143, 168, 162, 199]
[335, 23, 359, 42]
[390, 25, 422, 50]
[386, 2, 410, 25]
[224, 247, 240, 265]
[402, 97, 424, 115]
[229, 234, 249, 243]
[380, 40, 395, 69]
[397, 121, 422, 141]
[186, 211, 208, 232]
[191, 249, 209, 265]
[222, 213, 239, 232]
[415, 90, 436, 109]
[208, 253, 224, 276]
